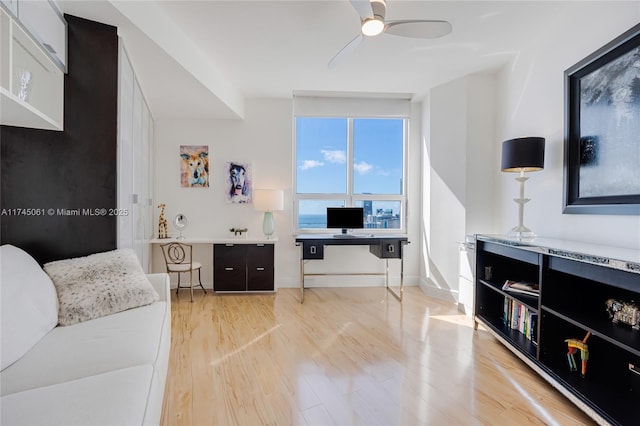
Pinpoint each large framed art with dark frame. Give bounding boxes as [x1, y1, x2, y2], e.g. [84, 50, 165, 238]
[563, 23, 640, 215]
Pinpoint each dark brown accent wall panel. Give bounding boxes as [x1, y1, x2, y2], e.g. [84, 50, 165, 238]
[0, 15, 118, 264]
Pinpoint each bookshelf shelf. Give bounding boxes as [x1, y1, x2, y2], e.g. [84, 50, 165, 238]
[474, 235, 640, 426]
[477, 313, 538, 359]
[478, 278, 539, 312]
[542, 306, 640, 356]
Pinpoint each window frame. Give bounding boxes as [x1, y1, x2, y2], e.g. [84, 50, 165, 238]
[293, 116, 408, 234]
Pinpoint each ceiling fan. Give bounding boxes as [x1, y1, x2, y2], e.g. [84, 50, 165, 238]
[329, 0, 452, 68]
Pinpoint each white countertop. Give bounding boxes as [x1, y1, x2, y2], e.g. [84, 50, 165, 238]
[477, 234, 640, 274]
[150, 237, 277, 244]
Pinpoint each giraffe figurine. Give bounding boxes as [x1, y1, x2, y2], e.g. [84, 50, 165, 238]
[158, 203, 169, 239]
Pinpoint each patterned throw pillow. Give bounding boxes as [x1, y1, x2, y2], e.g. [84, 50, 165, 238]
[44, 249, 159, 326]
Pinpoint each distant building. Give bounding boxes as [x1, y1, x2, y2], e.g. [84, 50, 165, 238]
[363, 200, 373, 217]
[363, 200, 373, 227]
[365, 207, 400, 229]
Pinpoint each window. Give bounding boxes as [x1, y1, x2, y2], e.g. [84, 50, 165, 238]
[295, 116, 407, 232]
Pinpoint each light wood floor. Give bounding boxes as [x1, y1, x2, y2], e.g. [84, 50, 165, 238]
[160, 286, 594, 426]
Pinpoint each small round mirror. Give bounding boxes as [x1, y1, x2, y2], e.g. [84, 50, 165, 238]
[174, 214, 188, 239]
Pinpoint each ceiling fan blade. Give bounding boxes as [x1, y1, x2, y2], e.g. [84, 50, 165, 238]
[385, 20, 452, 39]
[349, 0, 373, 19]
[328, 33, 364, 69]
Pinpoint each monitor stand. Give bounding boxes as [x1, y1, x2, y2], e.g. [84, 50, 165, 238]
[333, 229, 357, 238]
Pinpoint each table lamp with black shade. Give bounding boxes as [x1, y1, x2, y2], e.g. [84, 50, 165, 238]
[501, 136, 545, 240]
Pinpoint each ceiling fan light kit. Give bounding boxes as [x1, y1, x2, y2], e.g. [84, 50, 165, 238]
[361, 0, 386, 36]
[362, 18, 384, 36]
[330, 0, 453, 67]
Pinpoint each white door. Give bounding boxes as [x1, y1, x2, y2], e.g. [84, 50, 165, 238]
[117, 42, 134, 251]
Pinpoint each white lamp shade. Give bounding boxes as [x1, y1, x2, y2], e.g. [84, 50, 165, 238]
[254, 189, 284, 212]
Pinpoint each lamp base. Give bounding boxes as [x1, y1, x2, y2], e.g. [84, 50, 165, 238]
[262, 211, 275, 239]
[507, 225, 536, 241]
[509, 171, 536, 241]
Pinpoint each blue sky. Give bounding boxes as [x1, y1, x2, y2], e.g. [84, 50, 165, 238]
[296, 118, 403, 207]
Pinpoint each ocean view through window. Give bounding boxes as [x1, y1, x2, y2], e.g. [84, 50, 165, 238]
[294, 116, 406, 232]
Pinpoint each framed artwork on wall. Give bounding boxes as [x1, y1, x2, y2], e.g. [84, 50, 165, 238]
[226, 161, 252, 203]
[563, 23, 640, 215]
[180, 145, 209, 188]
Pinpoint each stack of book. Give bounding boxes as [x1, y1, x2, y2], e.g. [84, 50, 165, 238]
[502, 279, 540, 297]
[503, 298, 538, 344]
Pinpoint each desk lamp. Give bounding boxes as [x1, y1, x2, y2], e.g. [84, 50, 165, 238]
[501, 137, 545, 240]
[254, 189, 284, 239]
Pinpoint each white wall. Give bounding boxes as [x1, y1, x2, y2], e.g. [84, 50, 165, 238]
[152, 99, 293, 287]
[494, 2, 640, 249]
[420, 2, 639, 307]
[152, 98, 422, 289]
[421, 73, 498, 303]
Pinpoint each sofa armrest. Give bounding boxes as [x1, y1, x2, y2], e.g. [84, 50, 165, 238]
[146, 273, 170, 302]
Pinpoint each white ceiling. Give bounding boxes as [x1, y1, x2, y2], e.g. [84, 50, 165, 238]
[57, 1, 576, 120]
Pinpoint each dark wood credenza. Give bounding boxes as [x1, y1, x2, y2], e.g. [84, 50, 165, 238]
[214, 243, 274, 292]
[151, 238, 276, 293]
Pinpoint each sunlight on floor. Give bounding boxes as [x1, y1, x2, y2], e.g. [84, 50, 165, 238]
[315, 320, 354, 356]
[494, 361, 560, 426]
[163, 288, 594, 425]
[430, 314, 477, 328]
[209, 323, 282, 367]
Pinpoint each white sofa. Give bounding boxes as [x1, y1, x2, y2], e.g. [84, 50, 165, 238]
[0, 245, 171, 426]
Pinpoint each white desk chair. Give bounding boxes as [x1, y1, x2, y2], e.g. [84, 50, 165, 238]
[159, 242, 206, 302]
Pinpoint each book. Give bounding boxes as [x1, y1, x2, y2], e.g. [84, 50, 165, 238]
[502, 280, 540, 297]
[529, 313, 538, 344]
[502, 299, 538, 344]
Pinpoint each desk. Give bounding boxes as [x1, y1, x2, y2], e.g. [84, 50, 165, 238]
[295, 234, 409, 303]
[150, 237, 277, 245]
[150, 237, 277, 292]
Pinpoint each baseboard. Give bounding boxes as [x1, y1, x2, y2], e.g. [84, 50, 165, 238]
[169, 281, 213, 290]
[167, 277, 422, 291]
[457, 302, 473, 318]
[419, 277, 458, 303]
[276, 274, 420, 289]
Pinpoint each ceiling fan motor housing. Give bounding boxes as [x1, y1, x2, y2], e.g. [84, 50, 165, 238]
[371, 0, 386, 22]
[361, 0, 386, 36]
[331, 0, 453, 67]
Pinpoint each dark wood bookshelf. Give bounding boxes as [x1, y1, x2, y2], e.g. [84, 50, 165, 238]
[542, 306, 640, 355]
[474, 235, 640, 426]
[478, 279, 539, 312]
[477, 313, 538, 360]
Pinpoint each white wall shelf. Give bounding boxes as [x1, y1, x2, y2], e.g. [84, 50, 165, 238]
[0, 6, 64, 131]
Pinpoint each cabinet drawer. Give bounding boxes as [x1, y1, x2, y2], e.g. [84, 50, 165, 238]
[302, 242, 324, 259]
[247, 244, 274, 267]
[247, 266, 274, 291]
[214, 244, 247, 267]
[369, 241, 402, 259]
[214, 266, 246, 292]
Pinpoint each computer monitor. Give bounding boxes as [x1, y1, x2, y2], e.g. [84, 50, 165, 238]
[326, 207, 364, 235]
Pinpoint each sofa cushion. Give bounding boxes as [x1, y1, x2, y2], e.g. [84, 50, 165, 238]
[0, 298, 168, 396]
[44, 249, 158, 326]
[0, 245, 59, 371]
[0, 365, 153, 426]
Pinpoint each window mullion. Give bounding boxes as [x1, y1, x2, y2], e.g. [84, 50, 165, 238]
[403, 119, 408, 197]
[347, 118, 354, 206]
